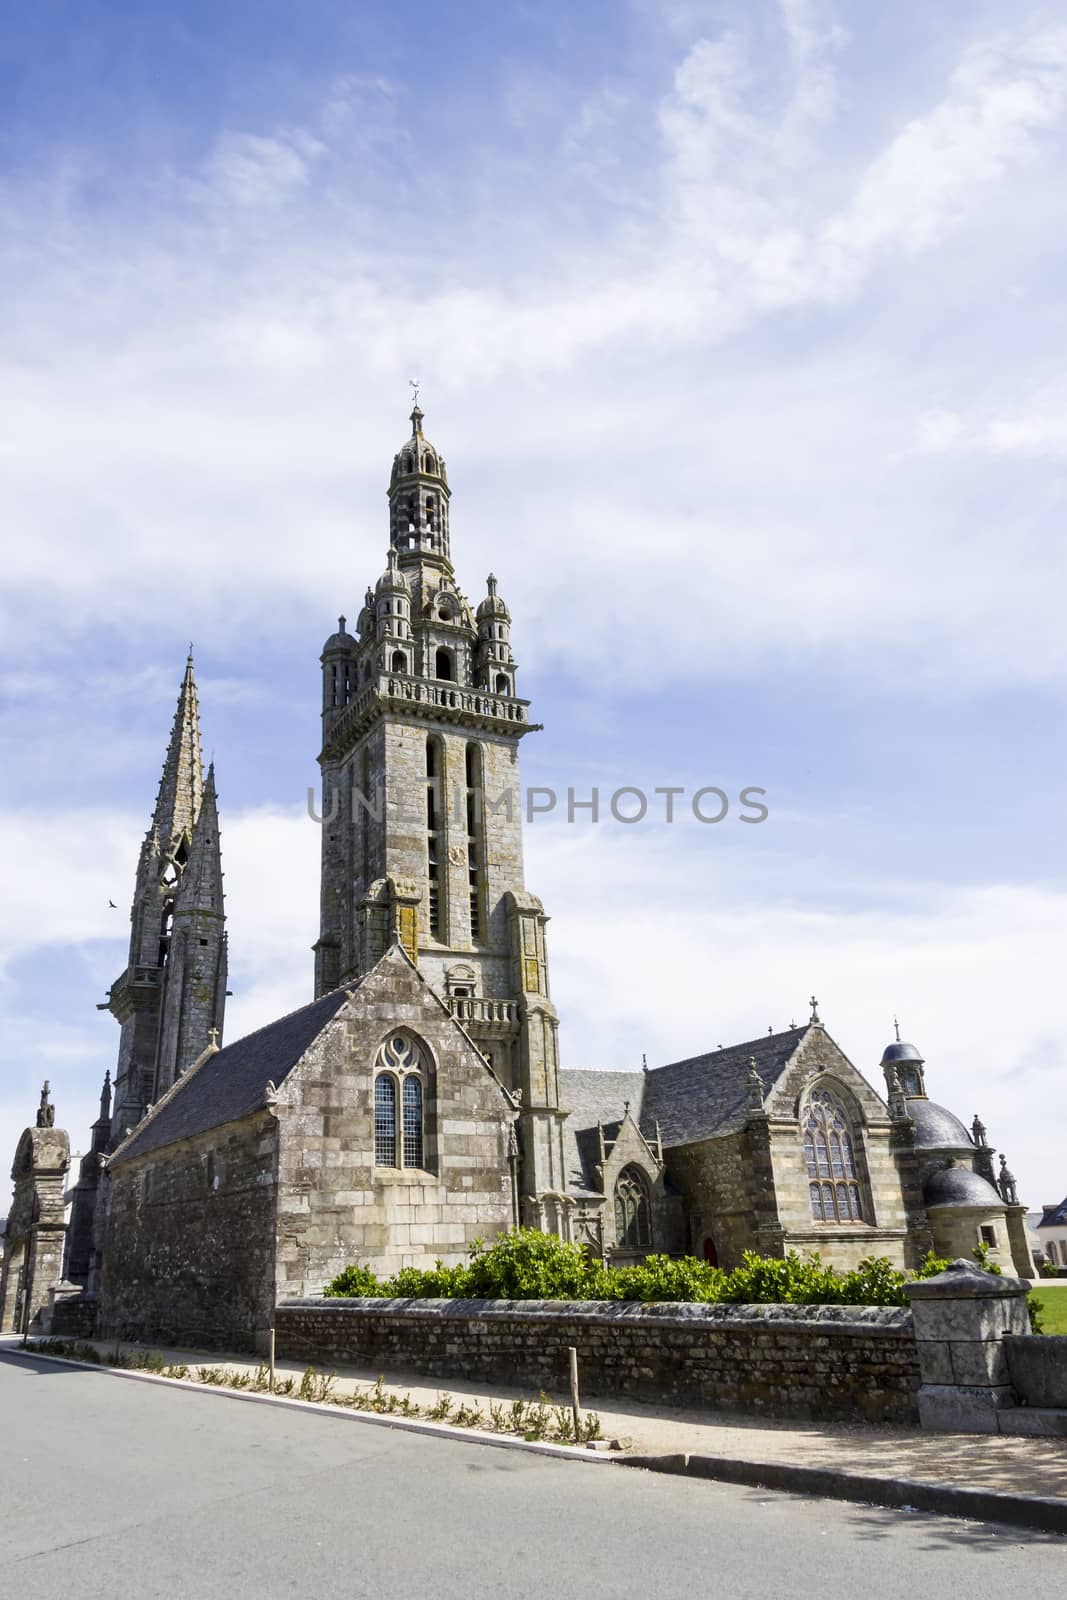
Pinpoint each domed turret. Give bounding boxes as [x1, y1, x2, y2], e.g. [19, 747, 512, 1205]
[321, 614, 357, 656]
[881, 1021, 926, 1098]
[321, 616, 357, 719]
[375, 548, 411, 597]
[388, 404, 452, 564]
[476, 574, 516, 697]
[476, 573, 510, 622]
[375, 548, 412, 672]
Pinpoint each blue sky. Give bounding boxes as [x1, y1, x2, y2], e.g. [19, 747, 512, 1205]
[2, 0, 1066, 1208]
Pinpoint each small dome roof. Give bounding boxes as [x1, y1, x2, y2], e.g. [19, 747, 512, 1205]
[881, 1039, 924, 1066]
[375, 553, 411, 596]
[923, 1164, 1004, 1210]
[391, 406, 448, 483]
[476, 574, 509, 620]
[907, 1098, 974, 1152]
[322, 616, 356, 655]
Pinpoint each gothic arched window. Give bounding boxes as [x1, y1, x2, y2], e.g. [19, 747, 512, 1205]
[374, 1034, 428, 1170]
[803, 1087, 864, 1223]
[614, 1165, 652, 1250]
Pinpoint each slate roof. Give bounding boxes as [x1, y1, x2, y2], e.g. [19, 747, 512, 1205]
[642, 1027, 809, 1147]
[1038, 1197, 1067, 1228]
[906, 1098, 974, 1152]
[559, 1070, 644, 1195]
[923, 1165, 1004, 1210]
[111, 988, 351, 1166]
[559, 1027, 810, 1196]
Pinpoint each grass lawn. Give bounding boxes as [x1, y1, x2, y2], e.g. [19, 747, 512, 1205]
[1032, 1283, 1067, 1333]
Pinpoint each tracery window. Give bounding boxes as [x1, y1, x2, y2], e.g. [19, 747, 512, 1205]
[614, 1165, 652, 1250]
[803, 1087, 864, 1223]
[374, 1034, 427, 1170]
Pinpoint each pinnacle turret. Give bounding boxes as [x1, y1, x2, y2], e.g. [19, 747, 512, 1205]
[173, 762, 224, 920]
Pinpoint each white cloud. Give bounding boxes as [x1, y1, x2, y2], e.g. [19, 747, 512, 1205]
[917, 384, 1067, 459]
[203, 128, 326, 210]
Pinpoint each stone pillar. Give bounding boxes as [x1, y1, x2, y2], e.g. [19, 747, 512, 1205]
[1004, 1204, 1037, 1278]
[905, 1258, 1030, 1432]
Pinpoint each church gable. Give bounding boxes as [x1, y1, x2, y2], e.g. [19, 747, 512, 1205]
[762, 1027, 889, 1127]
[272, 942, 517, 1295]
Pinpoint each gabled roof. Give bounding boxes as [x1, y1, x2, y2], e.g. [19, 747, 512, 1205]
[642, 1027, 810, 1146]
[111, 987, 350, 1166]
[560, 1071, 645, 1196]
[559, 1027, 812, 1195]
[1038, 1197, 1067, 1228]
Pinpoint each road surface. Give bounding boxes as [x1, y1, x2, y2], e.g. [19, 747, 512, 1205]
[0, 1350, 1061, 1599]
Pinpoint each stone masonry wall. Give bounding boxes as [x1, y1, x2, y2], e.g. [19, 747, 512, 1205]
[274, 950, 515, 1295]
[276, 1298, 920, 1424]
[98, 1111, 278, 1352]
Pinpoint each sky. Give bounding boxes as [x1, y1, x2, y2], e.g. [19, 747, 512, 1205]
[2, 0, 1066, 1213]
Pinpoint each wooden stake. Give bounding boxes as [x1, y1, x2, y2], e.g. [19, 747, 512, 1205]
[568, 1345, 581, 1439]
[268, 1327, 276, 1393]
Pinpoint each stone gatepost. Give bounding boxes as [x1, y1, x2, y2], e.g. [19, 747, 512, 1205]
[905, 1257, 1030, 1432]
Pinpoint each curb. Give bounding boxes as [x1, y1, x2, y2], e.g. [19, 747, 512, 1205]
[619, 1452, 1067, 1535]
[1, 1345, 612, 1467]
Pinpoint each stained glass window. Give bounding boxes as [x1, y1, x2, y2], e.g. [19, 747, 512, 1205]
[614, 1166, 652, 1250]
[803, 1088, 864, 1223]
[374, 1034, 427, 1171]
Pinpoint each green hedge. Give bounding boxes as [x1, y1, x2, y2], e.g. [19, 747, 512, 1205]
[324, 1228, 954, 1307]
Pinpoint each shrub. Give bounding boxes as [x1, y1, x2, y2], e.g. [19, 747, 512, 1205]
[323, 1263, 384, 1298]
[323, 1229, 1014, 1309]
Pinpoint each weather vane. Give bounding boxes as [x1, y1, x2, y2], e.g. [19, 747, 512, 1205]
[409, 377, 420, 407]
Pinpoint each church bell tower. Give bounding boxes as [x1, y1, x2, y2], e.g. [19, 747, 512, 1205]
[314, 403, 569, 1230]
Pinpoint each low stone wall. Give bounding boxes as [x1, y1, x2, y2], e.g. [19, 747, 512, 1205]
[1006, 1336, 1067, 1410]
[276, 1298, 920, 1424]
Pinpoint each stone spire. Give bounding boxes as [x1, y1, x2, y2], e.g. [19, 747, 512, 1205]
[151, 653, 204, 853]
[153, 761, 228, 1098]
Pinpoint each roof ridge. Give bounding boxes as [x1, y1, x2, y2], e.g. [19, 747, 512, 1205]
[213, 980, 354, 1056]
[652, 1024, 810, 1074]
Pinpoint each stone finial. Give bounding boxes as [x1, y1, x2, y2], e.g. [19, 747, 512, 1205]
[998, 1153, 1018, 1206]
[809, 995, 821, 1025]
[642, 1052, 648, 1074]
[623, 1099, 631, 1118]
[893, 1016, 902, 1043]
[487, 573, 498, 597]
[972, 1114, 988, 1147]
[36, 1081, 55, 1129]
[208, 1026, 220, 1050]
[99, 1069, 112, 1122]
[746, 1056, 764, 1112]
[338, 614, 346, 634]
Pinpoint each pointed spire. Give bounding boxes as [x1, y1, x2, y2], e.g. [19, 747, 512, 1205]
[152, 654, 204, 850]
[174, 761, 223, 919]
[99, 1070, 112, 1123]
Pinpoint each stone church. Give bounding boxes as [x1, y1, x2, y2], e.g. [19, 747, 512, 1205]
[0, 404, 1034, 1348]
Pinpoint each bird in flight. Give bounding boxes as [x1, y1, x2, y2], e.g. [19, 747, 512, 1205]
[108, 900, 117, 909]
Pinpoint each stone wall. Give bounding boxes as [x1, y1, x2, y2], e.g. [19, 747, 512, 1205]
[98, 1111, 278, 1352]
[276, 1298, 920, 1424]
[274, 954, 516, 1295]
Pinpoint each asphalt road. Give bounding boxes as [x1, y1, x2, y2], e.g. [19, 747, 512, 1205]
[0, 1350, 1062, 1600]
